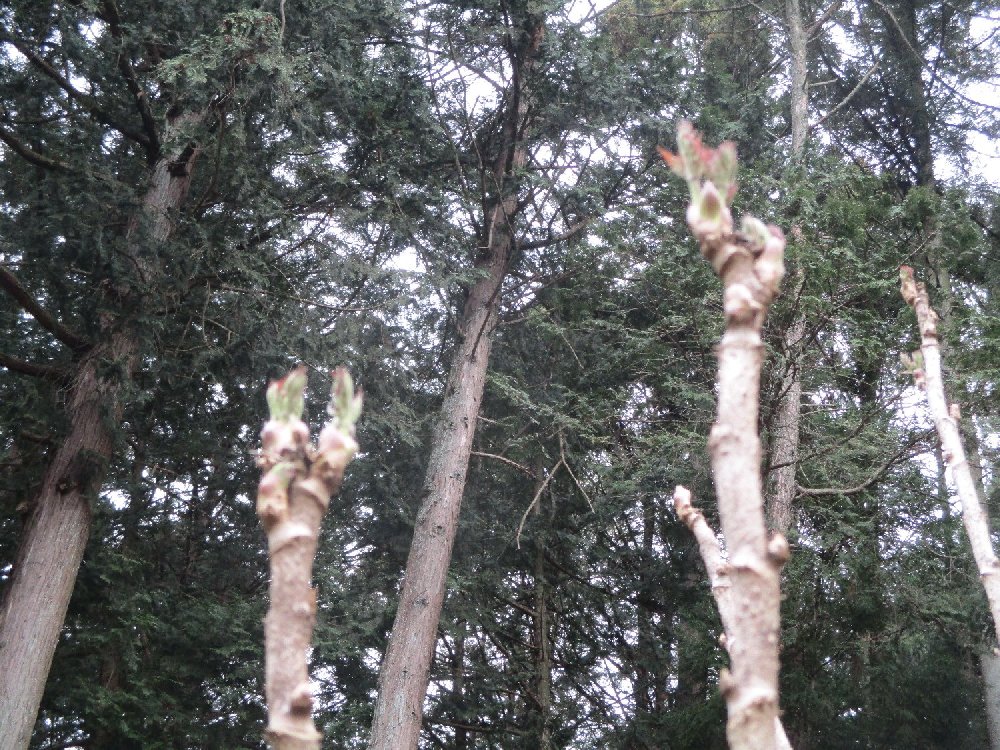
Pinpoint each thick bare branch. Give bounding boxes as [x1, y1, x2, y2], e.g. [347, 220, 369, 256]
[257, 367, 362, 749]
[0, 124, 72, 171]
[0, 351, 67, 380]
[662, 122, 790, 750]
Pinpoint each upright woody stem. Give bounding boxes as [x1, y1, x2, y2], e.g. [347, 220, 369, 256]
[900, 266, 1000, 644]
[256, 366, 362, 749]
[662, 122, 791, 750]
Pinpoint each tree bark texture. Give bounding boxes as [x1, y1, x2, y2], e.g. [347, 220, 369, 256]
[368, 19, 545, 750]
[983, 651, 1000, 750]
[532, 539, 553, 749]
[0, 117, 201, 750]
[900, 266, 1000, 644]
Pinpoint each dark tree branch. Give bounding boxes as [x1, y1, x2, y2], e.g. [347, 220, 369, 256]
[0, 125, 71, 171]
[101, 0, 161, 160]
[0, 351, 67, 380]
[1, 32, 152, 149]
[0, 266, 90, 352]
[518, 218, 591, 251]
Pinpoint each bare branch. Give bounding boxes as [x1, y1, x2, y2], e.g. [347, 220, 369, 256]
[2, 34, 153, 149]
[811, 61, 880, 132]
[516, 458, 563, 549]
[900, 266, 1000, 646]
[471, 450, 536, 477]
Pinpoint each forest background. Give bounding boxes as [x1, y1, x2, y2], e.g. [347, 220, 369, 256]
[0, 0, 998, 748]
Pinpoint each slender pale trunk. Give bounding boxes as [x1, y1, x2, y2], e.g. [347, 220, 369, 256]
[766, 0, 809, 532]
[368, 22, 544, 750]
[0, 119, 201, 750]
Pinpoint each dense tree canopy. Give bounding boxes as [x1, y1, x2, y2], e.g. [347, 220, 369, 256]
[0, 0, 997, 748]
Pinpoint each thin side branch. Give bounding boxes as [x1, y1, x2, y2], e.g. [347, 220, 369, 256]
[4, 34, 152, 148]
[0, 351, 67, 380]
[0, 124, 72, 171]
[516, 458, 563, 548]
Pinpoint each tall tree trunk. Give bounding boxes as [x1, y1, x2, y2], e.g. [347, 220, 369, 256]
[532, 539, 553, 749]
[452, 620, 468, 750]
[983, 651, 1000, 750]
[766, 0, 810, 533]
[368, 20, 544, 750]
[634, 493, 655, 715]
[0, 118, 201, 750]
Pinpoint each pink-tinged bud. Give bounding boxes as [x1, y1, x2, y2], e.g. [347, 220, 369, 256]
[291, 419, 310, 448]
[261, 421, 292, 453]
[755, 224, 786, 290]
[261, 418, 309, 456]
[740, 216, 770, 249]
[258, 468, 288, 496]
[266, 365, 308, 422]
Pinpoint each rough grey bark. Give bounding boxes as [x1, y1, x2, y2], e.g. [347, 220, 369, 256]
[532, 540, 553, 749]
[368, 20, 545, 750]
[0, 114, 202, 750]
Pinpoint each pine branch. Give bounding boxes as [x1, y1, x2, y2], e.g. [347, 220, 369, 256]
[0, 266, 90, 352]
[0, 124, 72, 172]
[3, 34, 153, 149]
[100, 0, 161, 159]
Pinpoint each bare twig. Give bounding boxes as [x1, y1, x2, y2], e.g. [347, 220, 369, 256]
[516, 458, 562, 548]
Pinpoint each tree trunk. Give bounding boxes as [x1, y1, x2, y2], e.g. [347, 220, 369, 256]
[0, 121, 201, 750]
[452, 620, 468, 750]
[368, 20, 544, 750]
[766, 0, 809, 533]
[983, 651, 1000, 750]
[532, 538, 553, 748]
